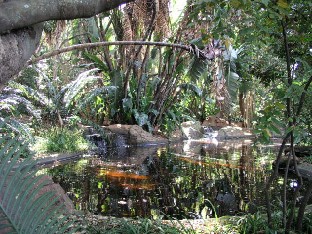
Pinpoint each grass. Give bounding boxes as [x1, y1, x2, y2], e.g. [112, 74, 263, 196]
[31, 127, 93, 154]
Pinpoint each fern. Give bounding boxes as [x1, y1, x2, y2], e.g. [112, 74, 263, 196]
[8, 81, 50, 109]
[0, 119, 82, 233]
[0, 93, 41, 120]
[63, 68, 100, 108]
[74, 86, 117, 114]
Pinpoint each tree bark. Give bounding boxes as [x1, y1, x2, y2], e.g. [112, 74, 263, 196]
[0, 0, 134, 89]
[0, 0, 134, 34]
[0, 23, 43, 90]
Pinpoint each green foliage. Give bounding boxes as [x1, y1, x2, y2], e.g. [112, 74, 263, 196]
[238, 211, 282, 233]
[254, 101, 285, 142]
[0, 120, 82, 233]
[64, 69, 101, 109]
[87, 218, 196, 234]
[223, 45, 242, 101]
[0, 86, 41, 121]
[0, 117, 34, 142]
[32, 127, 92, 154]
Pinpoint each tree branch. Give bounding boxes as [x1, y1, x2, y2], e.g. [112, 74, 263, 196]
[0, 0, 134, 34]
[27, 41, 191, 65]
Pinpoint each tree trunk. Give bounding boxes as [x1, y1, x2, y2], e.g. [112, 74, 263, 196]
[0, 0, 134, 89]
[0, 0, 134, 34]
[0, 23, 43, 90]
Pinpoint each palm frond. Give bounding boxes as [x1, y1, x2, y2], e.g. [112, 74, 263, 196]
[0, 119, 82, 233]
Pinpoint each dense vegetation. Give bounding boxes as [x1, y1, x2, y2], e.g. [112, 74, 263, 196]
[0, 0, 311, 233]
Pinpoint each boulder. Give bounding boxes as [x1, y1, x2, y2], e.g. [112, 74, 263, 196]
[202, 116, 229, 128]
[169, 128, 186, 142]
[297, 163, 312, 180]
[272, 154, 300, 170]
[181, 121, 204, 139]
[105, 124, 168, 146]
[217, 126, 245, 139]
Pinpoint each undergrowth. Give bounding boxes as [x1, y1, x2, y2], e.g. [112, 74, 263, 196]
[32, 127, 93, 153]
[87, 218, 196, 234]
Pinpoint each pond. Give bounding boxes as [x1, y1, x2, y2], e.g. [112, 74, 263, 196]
[45, 138, 294, 219]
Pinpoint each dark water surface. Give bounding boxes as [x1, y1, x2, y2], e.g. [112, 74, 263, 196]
[45, 139, 291, 219]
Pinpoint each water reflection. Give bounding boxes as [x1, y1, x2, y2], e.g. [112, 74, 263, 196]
[46, 139, 285, 219]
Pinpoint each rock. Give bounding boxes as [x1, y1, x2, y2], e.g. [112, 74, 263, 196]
[273, 156, 312, 180]
[272, 154, 300, 170]
[34, 175, 75, 213]
[169, 128, 186, 142]
[217, 126, 245, 139]
[285, 146, 312, 157]
[297, 163, 312, 180]
[202, 116, 229, 128]
[128, 125, 167, 145]
[181, 121, 204, 139]
[105, 124, 168, 146]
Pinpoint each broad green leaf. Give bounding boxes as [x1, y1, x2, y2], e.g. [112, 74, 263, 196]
[261, 0, 269, 7]
[277, 0, 288, 8]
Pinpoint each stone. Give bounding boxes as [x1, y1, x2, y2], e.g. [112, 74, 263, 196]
[272, 154, 300, 170]
[181, 121, 204, 139]
[217, 126, 245, 139]
[169, 128, 186, 142]
[202, 116, 229, 128]
[128, 125, 167, 145]
[297, 163, 312, 180]
[105, 124, 168, 146]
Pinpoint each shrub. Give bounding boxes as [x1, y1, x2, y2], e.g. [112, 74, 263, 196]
[32, 127, 92, 153]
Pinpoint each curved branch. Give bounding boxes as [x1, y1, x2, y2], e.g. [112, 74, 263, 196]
[28, 41, 191, 65]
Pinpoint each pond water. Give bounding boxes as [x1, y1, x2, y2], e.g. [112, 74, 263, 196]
[45, 139, 294, 219]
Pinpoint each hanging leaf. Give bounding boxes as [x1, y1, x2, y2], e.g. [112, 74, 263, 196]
[188, 57, 209, 82]
[261, 0, 269, 7]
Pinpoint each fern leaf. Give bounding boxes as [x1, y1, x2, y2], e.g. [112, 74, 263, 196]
[64, 68, 100, 108]
[74, 86, 117, 114]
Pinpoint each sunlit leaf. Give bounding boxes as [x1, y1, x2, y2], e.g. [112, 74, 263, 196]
[230, 0, 241, 8]
[277, 0, 288, 8]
